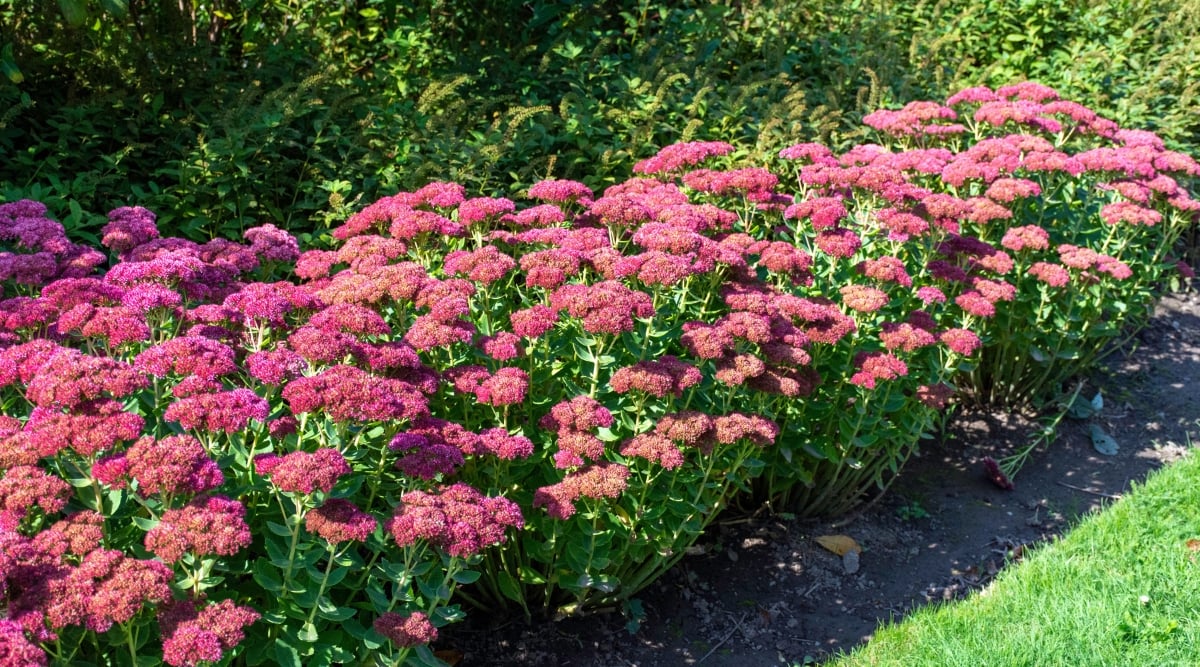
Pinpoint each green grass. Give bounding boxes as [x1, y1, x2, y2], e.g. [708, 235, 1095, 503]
[831, 451, 1200, 666]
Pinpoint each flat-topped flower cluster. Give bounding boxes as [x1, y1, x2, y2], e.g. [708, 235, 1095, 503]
[0, 82, 1195, 664]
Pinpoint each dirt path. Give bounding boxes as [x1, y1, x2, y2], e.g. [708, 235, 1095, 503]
[444, 288, 1200, 666]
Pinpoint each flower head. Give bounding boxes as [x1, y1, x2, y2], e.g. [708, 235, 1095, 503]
[0, 465, 72, 517]
[386, 484, 523, 557]
[164, 389, 270, 434]
[144, 496, 251, 563]
[158, 598, 260, 667]
[374, 611, 438, 648]
[254, 448, 350, 495]
[306, 499, 378, 543]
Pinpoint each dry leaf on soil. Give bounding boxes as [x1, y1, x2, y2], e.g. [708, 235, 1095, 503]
[815, 534, 862, 556]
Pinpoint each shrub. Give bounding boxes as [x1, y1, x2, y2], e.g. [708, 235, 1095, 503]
[0, 82, 1195, 664]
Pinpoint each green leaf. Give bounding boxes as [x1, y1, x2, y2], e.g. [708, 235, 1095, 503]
[132, 516, 159, 531]
[274, 638, 303, 667]
[1067, 394, 1096, 420]
[451, 569, 481, 584]
[59, 0, 88, 27]
[100, 0, 128, 16]
[297, 621, 320, 643]
[497, 570, 524, 603]
[265, 535, 291, 567]
[253, 559, 284, 594]
[316, 598, 356, 621]
[518, 565, 547, 585]
[267, 521, 294, 537]
[1, 44, 23, 84]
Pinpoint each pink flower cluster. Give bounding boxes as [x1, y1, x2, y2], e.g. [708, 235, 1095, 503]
[374, 610, 438, 648]
[539, 396, 614, 469]
[386, 483, 523, 558]
[305, 498, 377, 543]
[158, 598, 260, 667]
[144, 495, 252, 563]
[609, 355, 702, 398]
[282, 364, 429, 423]
[93, 434, 223, 498]
[633, 141, 734, 176]
[254, 447, 350, 495]
[533, 462, 631, 519]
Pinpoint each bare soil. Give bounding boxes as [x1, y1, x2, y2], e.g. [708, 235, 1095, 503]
[443, 287, 1200, 666]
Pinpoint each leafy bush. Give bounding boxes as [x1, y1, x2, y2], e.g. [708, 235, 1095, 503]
[5, 0, 1199, 253]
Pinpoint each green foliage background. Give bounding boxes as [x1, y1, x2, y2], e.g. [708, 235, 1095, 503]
[2, 0, 1198, 243]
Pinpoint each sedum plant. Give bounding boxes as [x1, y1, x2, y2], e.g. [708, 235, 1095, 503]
[0, 81, 1195, 665]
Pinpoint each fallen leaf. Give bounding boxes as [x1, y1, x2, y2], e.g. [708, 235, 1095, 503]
[434, 649, 464, 665]
[815, 534, 861, 556]
[1090, 423, 1119, 455]
[1187, 539, 1200, 552]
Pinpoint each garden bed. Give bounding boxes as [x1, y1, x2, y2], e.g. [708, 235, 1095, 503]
[442, 288, 1200, 665]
